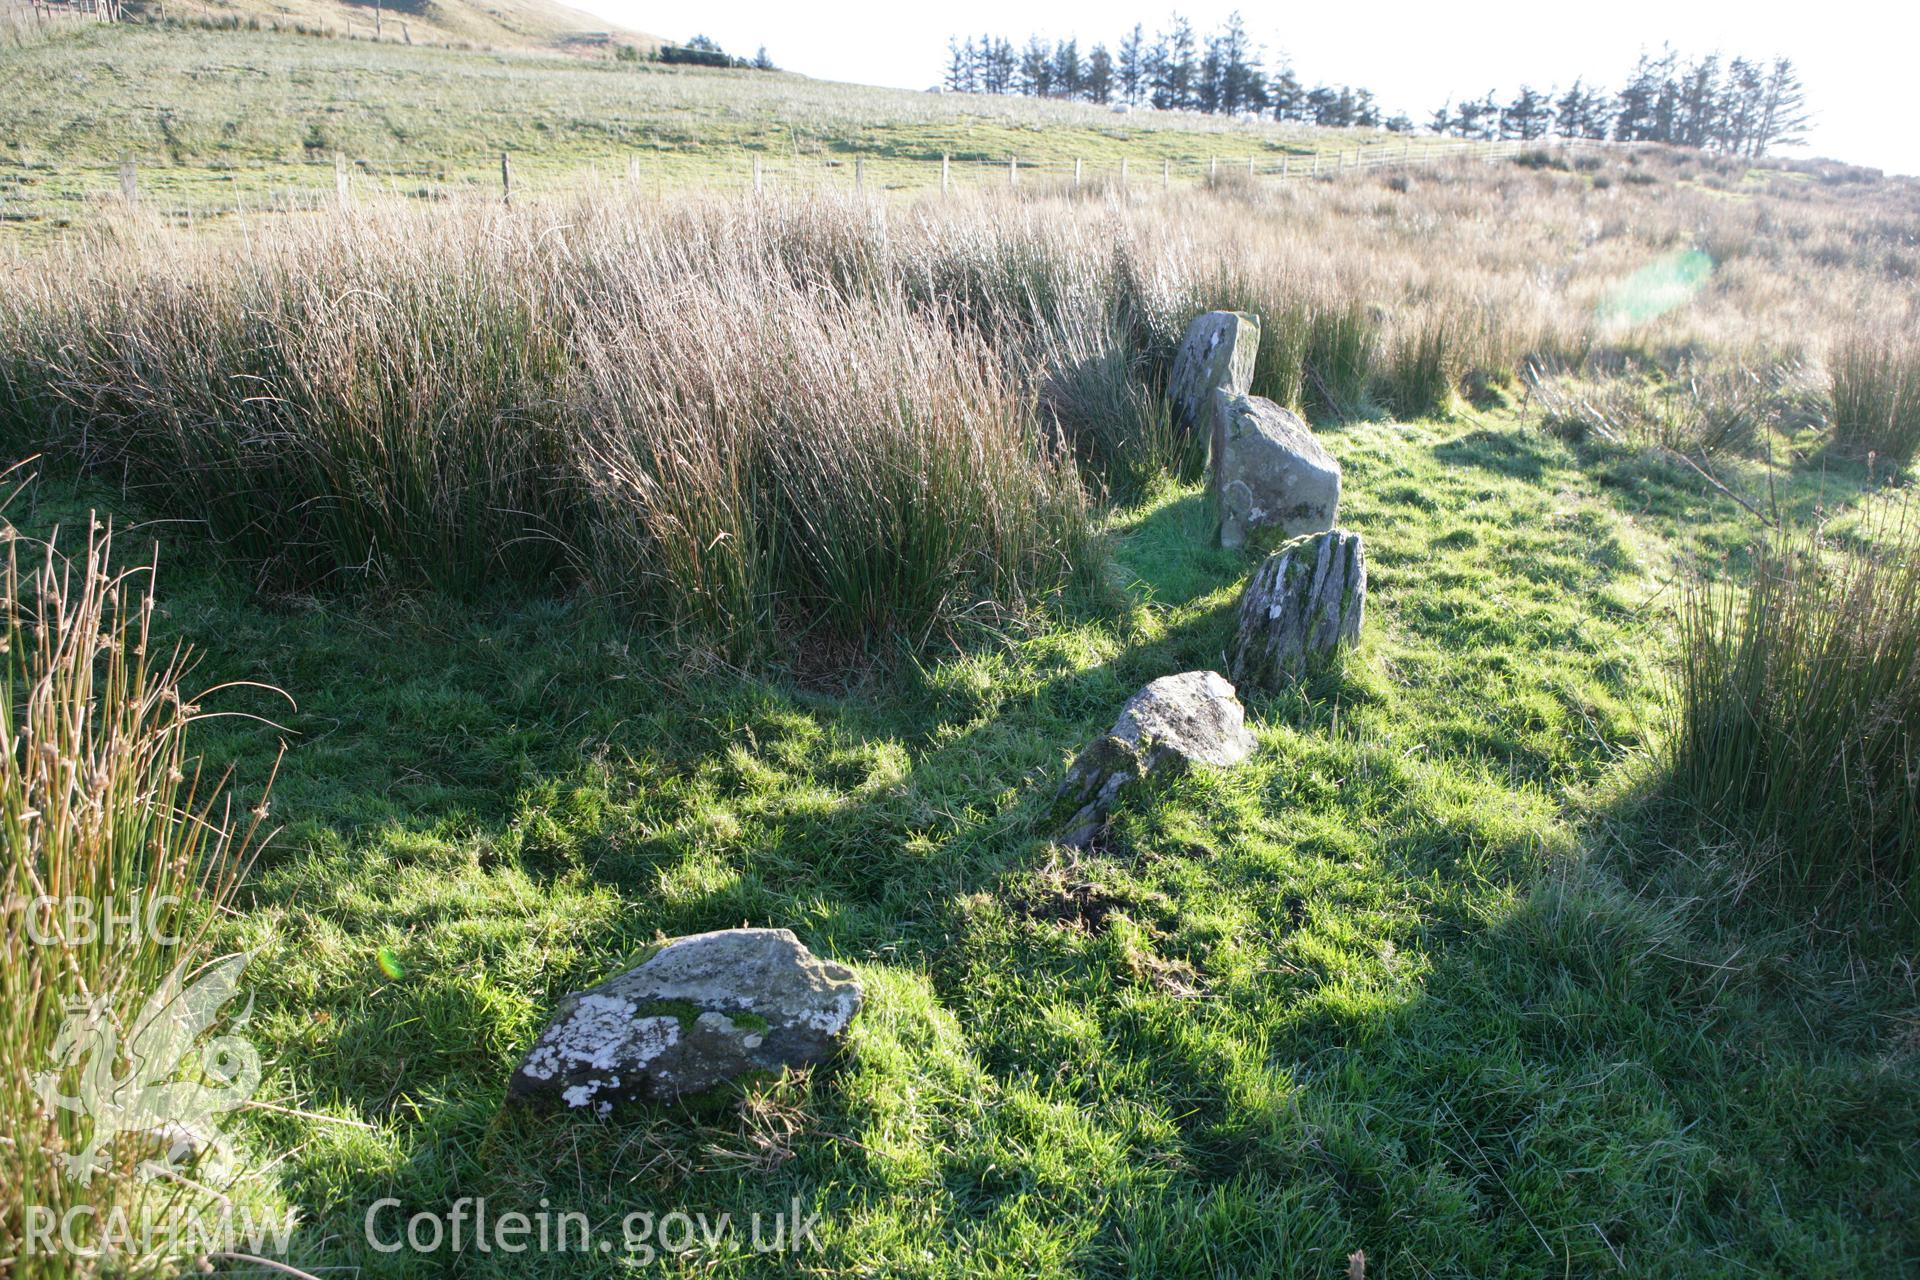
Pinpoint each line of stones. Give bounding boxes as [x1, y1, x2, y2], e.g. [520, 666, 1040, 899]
[1053, 310, 1369, 849]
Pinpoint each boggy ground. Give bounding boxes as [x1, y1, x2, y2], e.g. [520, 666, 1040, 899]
[17, 405, 1911, 1278]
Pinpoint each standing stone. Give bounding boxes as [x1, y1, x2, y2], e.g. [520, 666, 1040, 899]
[508, 928, 861, 1112]
[1053, 671, 1257, 847]
[1228, 529, 1367, 690]
[1213, 392, 1341, 550]
[1169, 312, 1261, 445]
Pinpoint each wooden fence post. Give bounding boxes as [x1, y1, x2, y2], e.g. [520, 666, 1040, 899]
[1073, 157, 1082, 188]
[1009, 154, 1017, 187]
[1209, 155, 1217, 181]
[1248, 154, 1255, 177]
[941, 153, 950, 195]
[119, 159, 136, 205]
[854, 156, 864, 190]
[500, 152, 512, 203]
[334, 153, 349, 206]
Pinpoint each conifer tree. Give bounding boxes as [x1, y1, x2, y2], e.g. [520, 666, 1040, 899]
[1019, 35, 1052, 97]
[1150, 16, 1197, 109]
[1754, 58, 1810, 155]
[1215, 11, 1262, 116]
[945, 37, 975, 93]
[983, 37, 1017, 94]
[1269, 61, 1305, 122]
[1085, 44, 1115, 104]
[1117, 24, 1148, 104]
[1053, 38, 1083, 99]
[1504, 85, 1549, 140]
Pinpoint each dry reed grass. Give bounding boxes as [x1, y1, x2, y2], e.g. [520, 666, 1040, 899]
[1, 145, 1915, 660]
[0, 466, 282, 1276]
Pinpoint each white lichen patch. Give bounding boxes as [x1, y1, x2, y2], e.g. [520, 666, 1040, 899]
[794, 988, 860, 1034]
[522, 1004, 681, 1104]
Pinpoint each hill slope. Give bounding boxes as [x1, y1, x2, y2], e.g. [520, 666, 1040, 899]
[0, 23, 1402, 237]
[129, 0, 657, 50]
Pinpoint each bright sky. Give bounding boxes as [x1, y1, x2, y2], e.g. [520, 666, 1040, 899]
[568, 0, 1917, 175]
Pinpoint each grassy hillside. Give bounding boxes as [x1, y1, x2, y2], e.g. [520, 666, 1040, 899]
[0, 23, 1405, 236]
[11, 0, 655, 51]
[173, 0, 650, 49]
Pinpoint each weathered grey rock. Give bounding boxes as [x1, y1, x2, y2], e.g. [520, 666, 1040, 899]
[508, 928, 861, 1112]
[1169, 311, 1260, 444]
[1054, 671, 1256, 846]
[1227, 529, 1367, 690]
[1213, 392, 1340, 550]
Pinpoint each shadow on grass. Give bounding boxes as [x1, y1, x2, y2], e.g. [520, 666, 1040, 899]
[1101, 488, 1242, 611]
[200, 555, 1276, 1275]
[35, 414, 1913, 1277]
[1431, 426, 1558, 482]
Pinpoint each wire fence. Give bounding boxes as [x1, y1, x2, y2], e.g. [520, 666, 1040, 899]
[2, 136, 1601, 231]
[724, 136, 1585, 196]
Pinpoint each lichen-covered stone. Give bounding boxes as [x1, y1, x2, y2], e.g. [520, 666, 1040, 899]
[1227, 529, 1367, 690]
[1212, 392, 1340, 550]
[1168, 311, 1260, 446]
[507, 928, 861, 1112]
[1053, 671, 1256, 847]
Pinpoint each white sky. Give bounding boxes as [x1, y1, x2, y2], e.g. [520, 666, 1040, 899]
[568, 0, 1919, 175]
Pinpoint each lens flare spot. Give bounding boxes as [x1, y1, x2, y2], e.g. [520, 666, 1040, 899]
[1598, 249, 1713, 326]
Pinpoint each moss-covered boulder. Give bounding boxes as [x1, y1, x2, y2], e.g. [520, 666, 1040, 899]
[507, 928, 861, 1112]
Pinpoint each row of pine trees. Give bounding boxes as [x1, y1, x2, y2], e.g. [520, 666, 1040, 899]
[944, 19, 1810, 157]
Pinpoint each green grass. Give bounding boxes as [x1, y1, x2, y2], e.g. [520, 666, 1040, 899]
[14, 406, 1913, 1277]
[0, 24, 1426, 236]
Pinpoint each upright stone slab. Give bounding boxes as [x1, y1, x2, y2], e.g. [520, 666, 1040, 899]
[508, 928, 861, 1112]
[1213, 392, 1340, 550]
[1227, 529, 1367, 691]
[1053, 671, 1257, 847]
[1169, 312, 1260, 448]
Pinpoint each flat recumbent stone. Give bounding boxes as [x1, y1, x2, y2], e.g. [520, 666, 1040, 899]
[507, 927, 861, 1112]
